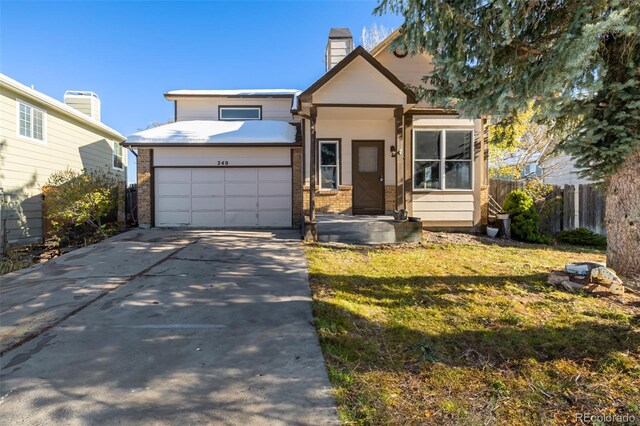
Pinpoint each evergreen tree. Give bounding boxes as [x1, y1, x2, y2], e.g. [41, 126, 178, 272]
[375, 0, 640, 275]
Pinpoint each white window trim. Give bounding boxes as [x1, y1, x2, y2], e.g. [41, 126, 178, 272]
[219, 106, 262, 121]
[112, 141, 125, 171]
[412, 128, 474, 192]
[319, 140, 340, 191]
[16, 99, 47, 144]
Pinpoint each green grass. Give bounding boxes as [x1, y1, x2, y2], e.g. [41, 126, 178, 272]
[306, 240, 640, 425]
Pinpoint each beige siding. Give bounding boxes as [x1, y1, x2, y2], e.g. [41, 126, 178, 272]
[313, 56, 407, 105]
[176, 98, 294, 121]
[375, 48, 435, 89]
[412, 193, 475, 225]
[305, 112, 396, 187]
[375, 48, 435, 108]
[0, 85, 125, 245]
[154, 146, 292, 167]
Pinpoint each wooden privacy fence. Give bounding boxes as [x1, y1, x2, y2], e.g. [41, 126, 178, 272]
[489, 179, 606, 235]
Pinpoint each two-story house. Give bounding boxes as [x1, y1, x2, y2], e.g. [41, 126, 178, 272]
[0, 73, 126, 245]
[124, 28, 489, 233]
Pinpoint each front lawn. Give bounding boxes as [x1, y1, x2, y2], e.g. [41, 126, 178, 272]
[306, 237, 640, 425]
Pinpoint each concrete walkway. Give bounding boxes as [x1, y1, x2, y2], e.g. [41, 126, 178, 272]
[0, 229, 338, 425]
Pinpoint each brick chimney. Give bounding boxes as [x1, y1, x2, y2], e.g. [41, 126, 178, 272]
[325, 28, 353, 72]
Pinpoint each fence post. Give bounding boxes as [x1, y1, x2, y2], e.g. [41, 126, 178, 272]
[117, 181, 126, 231]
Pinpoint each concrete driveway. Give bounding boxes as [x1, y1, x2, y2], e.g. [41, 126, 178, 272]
[0, 229, 338, 425]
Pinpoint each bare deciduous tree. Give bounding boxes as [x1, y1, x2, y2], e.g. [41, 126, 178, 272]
[361, 24, 392, 51]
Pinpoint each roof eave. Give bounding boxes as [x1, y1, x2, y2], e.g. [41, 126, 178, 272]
[122, 141, 301, 148]
[0, 74, 125, 141]
[298, 45, 416, 105]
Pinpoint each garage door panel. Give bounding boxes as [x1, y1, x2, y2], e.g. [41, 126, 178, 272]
[156, 169, 191, 182]
[226, 211, 258, 226]
[156, 183, 190, 197]
[156, 197, 190, 211]
[225, 182, 258, 196]
[191, 168, 225, 181]
[226, 169, 258, 181]
[155, 167, 291, 228]
[258, 182, 291, 196]
[192, 211, 225, 226]
[191, 197, 224, 211]
[225, 197, 258, 210]
[156, 211, 191, 226]
[259, 168, 291, 181]
[259, 211, 291, 227]
[259, 196, 291, 210]
[192, 183, 224, 196]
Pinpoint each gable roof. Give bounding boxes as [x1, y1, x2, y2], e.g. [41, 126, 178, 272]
[0, 73, 124, 141]
[297, 45, 416, 106]
[369, 29, 401, 57]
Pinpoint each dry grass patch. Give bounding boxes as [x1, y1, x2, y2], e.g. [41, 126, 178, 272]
[306, 238, 640, 425]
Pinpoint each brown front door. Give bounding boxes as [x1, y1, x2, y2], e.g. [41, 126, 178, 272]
[352, 140, 385, 215]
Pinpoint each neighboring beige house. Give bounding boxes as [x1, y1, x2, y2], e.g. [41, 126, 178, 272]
[124, 28, 488, 232]
[0, 73, 126, 245]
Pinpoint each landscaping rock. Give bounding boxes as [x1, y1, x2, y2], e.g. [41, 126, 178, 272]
[590, 266, 625, 295]
[565, 261, 606, 277]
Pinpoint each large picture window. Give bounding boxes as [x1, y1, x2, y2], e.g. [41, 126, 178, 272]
[413, 129, 472, 190]
[17, 101, 45, 142]
[319, 140, 339, 190]
[218, 106, 261, 120]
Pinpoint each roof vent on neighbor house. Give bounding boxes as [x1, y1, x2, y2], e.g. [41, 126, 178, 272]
[64, 90, 101, 121]
[325, 28, 353, 72]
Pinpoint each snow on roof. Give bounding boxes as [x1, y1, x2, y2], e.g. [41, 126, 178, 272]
[0, 73, 124, 140]
[165, 89, 301, 97]
[124, 120, 298, 145]
[290, 91, 302, 112]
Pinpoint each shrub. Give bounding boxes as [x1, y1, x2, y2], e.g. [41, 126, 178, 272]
[45, 169, 120, 244]
[557, 228, 607, 250]
[502, 190, 548, 243]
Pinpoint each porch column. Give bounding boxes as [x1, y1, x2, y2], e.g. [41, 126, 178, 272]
[403, 113, 413, 216]
[394, 107, 404, 211]
[309, 106, 318, 222]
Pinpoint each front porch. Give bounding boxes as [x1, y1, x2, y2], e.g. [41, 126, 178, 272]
[316, 214, 423, 245]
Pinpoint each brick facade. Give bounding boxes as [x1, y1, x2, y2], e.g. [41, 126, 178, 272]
[302, 184, 398, 215]
[303, 185, 353, 214]
[291, 147, 303, 227]
[137, 148, 152, 227]
[385, 185, 396, 214]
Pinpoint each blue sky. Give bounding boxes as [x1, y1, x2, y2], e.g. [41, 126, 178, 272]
[1, 1, 403, 182]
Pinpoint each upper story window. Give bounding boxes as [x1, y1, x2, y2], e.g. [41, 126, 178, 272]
[319, 140, 340, 190]
[17, 100, 46, 142]
[219, 106, 261, 121]
[413, 129, 473, 190]
[113, 141, 124, 170]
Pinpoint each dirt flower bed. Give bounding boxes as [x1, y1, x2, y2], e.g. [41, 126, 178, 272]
[306, 239, 640, 425]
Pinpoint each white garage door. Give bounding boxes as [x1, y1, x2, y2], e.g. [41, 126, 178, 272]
[155, 167, 292, 227]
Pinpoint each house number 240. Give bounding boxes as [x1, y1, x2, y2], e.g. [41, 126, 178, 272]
[217, 161, 229, 166]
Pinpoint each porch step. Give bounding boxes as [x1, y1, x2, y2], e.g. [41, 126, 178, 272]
[317, 214, 423, 244]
